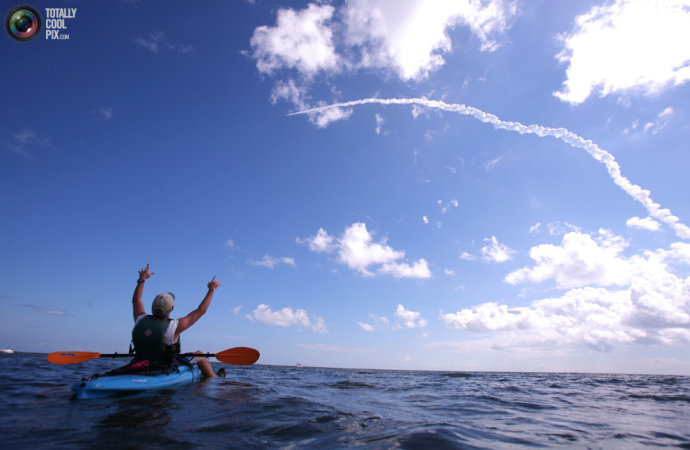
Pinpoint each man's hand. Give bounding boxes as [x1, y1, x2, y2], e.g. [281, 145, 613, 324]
[208, 276, 221, 291]
[138, 264, 155, 282]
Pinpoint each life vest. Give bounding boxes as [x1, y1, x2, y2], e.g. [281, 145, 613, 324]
[131, 315, 180, 363]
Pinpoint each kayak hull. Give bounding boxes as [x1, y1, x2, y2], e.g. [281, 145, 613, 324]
[72, 364, 202, 399]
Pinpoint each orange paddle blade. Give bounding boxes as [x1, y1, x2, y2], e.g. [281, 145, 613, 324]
[215, 347, 260, 365]
[47, 351, 101, 364]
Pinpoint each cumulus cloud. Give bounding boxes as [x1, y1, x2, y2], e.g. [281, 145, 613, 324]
[394, 304, 428, 329]
[343, 0, 517, 80]
[290, 97, 690, 240]
[627, 216, 661, 232]
[247, 304, 327, 333]
[459, 251, 475, 261]
[481, 236, 515, 263]
[249, 254, 296, 269]
[444, 232, 690, 351]
[554, 0, 690, 104]
[251, 0, 516, 81]
[250, 4, 339, 76]
[299, 222, 431, 278]
[505, 230, 630, 288]
[297, 228, 336, 253]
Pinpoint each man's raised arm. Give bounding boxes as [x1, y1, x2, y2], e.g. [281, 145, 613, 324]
[176, 276, 221, 335]
[132, 264, 154, 320]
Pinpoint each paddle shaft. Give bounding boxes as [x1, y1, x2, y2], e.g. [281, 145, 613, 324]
[48, 347, 259, 365]
[96, 353, 216, 358]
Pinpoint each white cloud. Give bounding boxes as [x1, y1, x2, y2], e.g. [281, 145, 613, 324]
[359, 306, 427, 332]
[444, 268, 455, 276]
[529, 222, 542, 234]
[7, 129, 55, 160]
[135, 31, 165, 53]
[375, 113, 385, 135]
[445, 232, 690, 351]
[506, 230, 630, 288]
[290, 97, 690, 240]
[297, 228, 335, 253]
[24, 304, 70, 316]
[251, 0, 517, 82]
[270, 79, 352, 127]
[395, 304, 428, 329]
[270, 78, 307, 107]
[485, 155, 502, 171]
[554, 0, 690, 104]
[250, 4, 339, 76]
[439, 198, 459, 214]
[249, 255, 295, 269]
[247, 304, 327, 333]
[310, 103, 353, 127]
[96, 106, 113, 120]
[379, 258, 432, 278]
[547, 222, 581, 236]
[627, 216, 661, 232]
[481, 236, 515, 263]
[643, 107, 674, 135]
[459, 251, 475, 261]
[358, 314, 390, 332]
[443, 270, 690, 351]
[299, 222, 431, 278]
[343, 0, 517, 80]
[423, 216, 429, 224]
[357, 321, 375, 332]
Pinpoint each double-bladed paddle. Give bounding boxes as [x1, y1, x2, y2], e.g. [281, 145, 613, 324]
[47, 346, 260, 366]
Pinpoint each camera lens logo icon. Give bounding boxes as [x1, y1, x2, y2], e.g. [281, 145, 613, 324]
[6, 6, 42, 41]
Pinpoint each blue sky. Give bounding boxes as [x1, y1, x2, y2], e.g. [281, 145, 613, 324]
[2, 0, 690, 374]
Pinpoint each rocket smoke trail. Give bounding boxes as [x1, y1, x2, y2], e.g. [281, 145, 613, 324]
[289, 98, 690, 240]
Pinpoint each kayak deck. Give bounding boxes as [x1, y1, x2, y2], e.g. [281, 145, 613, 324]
[72, 364, 202, 399]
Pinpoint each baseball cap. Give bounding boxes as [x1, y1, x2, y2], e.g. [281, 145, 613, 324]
[152, 292, 175, 317]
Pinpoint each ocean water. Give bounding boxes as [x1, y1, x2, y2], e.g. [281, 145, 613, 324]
[1, 354, 689, 449]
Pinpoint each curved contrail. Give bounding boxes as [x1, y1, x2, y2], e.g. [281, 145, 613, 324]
[289, 97, 690, 240]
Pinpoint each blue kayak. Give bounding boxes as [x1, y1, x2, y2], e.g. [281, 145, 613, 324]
[72, 364, 202, 399]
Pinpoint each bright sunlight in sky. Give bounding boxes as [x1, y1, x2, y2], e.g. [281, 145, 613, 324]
[2, 0, 690, 374]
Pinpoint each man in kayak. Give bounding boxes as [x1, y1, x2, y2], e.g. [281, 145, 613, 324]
[131, 264, 220, 378]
